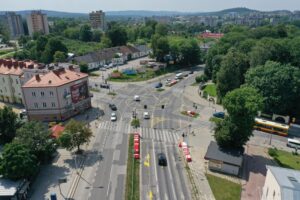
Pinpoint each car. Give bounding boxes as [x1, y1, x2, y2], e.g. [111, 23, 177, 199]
[213, 112, 225, 119]
[158, 153, 167, 166]
[100, 84, 110, 89]
[189, 71, 194, 74]
[99, 68, 106, 71]
[165, 79, 171, 83]
[108, 63, 114, 67]
[134, 95, 140, 101]
[155, 82, 163, 88]
[111, 112, 117, 121]
[109, 104, 117, 111]
[143, 112, 150, 119]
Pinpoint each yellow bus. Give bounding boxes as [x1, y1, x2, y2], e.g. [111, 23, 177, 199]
[254, 117, 289, 136]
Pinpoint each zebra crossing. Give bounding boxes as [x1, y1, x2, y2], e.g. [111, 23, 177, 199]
[96, 121, 180, 144]
[140, 127, 180, 144]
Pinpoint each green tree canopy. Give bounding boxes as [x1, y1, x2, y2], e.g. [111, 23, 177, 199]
[53, 51, 67, 62]
[107, 25, 128, 47]
[58, 119, 93, 152]
[79, 24, 93, 42]
[15, 121, 57, 162]
[0, 142, 38, 180]
[0, 106, 19, 143]
[41, 37, 68, 63]
[151, 35, 169, 62]
[214, 87, 263, 148]
[155, 23, 168, 36]
[245, 61, 300, 117]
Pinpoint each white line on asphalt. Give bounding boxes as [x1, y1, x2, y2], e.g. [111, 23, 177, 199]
[152, 139, 160, 200]
[163, 143, 177, 200]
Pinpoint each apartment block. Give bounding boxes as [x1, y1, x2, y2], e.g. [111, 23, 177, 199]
[89, 10, 106, 31]
[22, 68, 91, 122]
[26, 11, 49, 36]
[5, 12, 24, 38]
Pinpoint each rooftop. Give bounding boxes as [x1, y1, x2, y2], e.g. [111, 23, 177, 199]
[0, 59, 41, 76]
[22, 68, 88, 88]
[0, 178, 22, 197]
[204, 141, 244, 166]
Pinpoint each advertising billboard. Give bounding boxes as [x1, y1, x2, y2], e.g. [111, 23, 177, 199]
[71, 81, 89, 103]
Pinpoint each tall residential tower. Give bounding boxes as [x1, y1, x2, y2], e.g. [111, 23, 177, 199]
[26, 11, 49, 36]
[89, 10, 106, 31]
[5, 12, 24, 38]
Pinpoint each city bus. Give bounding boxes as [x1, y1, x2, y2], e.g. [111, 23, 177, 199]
[254, 117, 289, 136]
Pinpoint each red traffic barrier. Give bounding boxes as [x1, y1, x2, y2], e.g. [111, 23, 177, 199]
[134, 153, 140, 159]
[185, 154, 192, 162]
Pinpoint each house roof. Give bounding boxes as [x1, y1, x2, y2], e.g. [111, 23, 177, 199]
[267, 166, 300, 200]
[74, 45, 141, 64]
[22, 68, 88, 88]
[204, 141, 244, 166]
[50, 124, 65, 138]
[0, 178, 22, 197]
[0, 59, 41, 76]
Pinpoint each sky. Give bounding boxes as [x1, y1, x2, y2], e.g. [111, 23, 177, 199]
[1, 0, 300, 13]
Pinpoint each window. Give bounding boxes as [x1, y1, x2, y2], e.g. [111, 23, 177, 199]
[32, 92, 36, 97]
[34, 103, 38, 108]
[16, 79, 18, 84]
[51, 102, 56, 107]
[41, 91, 45, 97]
[50, 91, 54, 96]
[43, 102, 47, 108]
[2, 78, 4, 83]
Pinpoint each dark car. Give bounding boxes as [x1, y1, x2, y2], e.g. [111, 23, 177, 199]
[158, 153, 167, 166]
[155, 82, 163, 88]
[213, 112, 225, 119]
[100, 84, 110, 89]
[189, 71, 194, 74]
[109, 104, 117, 111]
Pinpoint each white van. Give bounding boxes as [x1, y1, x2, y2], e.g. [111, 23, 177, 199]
[287, 138, 300, 149]
[175, 73, 184, 79]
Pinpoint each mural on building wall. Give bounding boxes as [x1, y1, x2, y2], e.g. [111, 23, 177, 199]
[71, 81, 89, 103]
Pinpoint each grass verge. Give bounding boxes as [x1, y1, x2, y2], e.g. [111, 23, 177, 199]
[125, 134, 140, 200]
[88, 72, 100, 77]
[203, 84, 217, 97]
[268, 148, 300, 170]
[209, 117, 223, 124]
[156, 88, 165, 92]
[131, 119, 140, 128]
[184, 164, 199, 199]
[107, 91, 117, 96]
[206, 174, 241, 200]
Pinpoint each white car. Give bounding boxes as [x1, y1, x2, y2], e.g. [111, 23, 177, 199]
[134, 95, 140, 101]
[111, 112, 117, 121]
[143, 112, 150, 119]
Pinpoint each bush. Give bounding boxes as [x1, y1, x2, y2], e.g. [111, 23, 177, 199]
[268, 148, 278, 157]
[131, 119, 140, 128]
[195, 74, 208, 83]
[203, 91, 208, 99]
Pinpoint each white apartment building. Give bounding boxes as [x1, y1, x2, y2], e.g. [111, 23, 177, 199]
[262, 166, 300, 200]
[22, 68, 91, 122]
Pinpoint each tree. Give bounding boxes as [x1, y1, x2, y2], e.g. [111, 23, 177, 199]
[245, 61, 300, 117]
[92, 30, 103, 42]
[0, 142, 38, 180]
[99, 36, 112, 48]
[214, 87, 263, 148]
[41, 37, 68, 63]
[64, 27, 80, 40]
[107, 26, 128, 47]
[79, 24, 92, 42]
[0, 106, 19, 143]
[53, 51, 66, 62]
[216, 50, 246, 101]
[58, 119, 93, 152]
[79, 62, 88, 73]
[151, 35, 169, 62]
[15, 121, 56, 162]
[155, 23, 168, 36]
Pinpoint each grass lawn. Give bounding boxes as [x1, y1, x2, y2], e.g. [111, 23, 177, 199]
[203, 84, 217, 97]
[109, 65, 184, 82]
[156, 88, 165, 92]
[90, 88, 100, 93]
[268, 148, 300, 170]
[61, 37, 102, 55]
[209, 117, 223, 124]
[125, 134, 140, 200]
[206, 174, 241, 200]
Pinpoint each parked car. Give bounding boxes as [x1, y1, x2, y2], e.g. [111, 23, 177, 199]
[134, 95, 140, 101]
[99, 68, 106, 71]
[158, 153, 167, 166]
[155, 82, 163, 88]
[189, 71, 194, 74]
[109, 104, 117, 111]
[165, 79, 171, 83]
[143, 112, 150, 119]
[111, 113, 117, 121]
[100, 84, 110, 89]
[213, 112, 225, 119]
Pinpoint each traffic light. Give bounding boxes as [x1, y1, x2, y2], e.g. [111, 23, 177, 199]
[161, 105, 165, 109]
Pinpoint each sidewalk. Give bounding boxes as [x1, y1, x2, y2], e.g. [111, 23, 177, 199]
[29, 117, 99, 200]
[181, 85, 221, 200]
